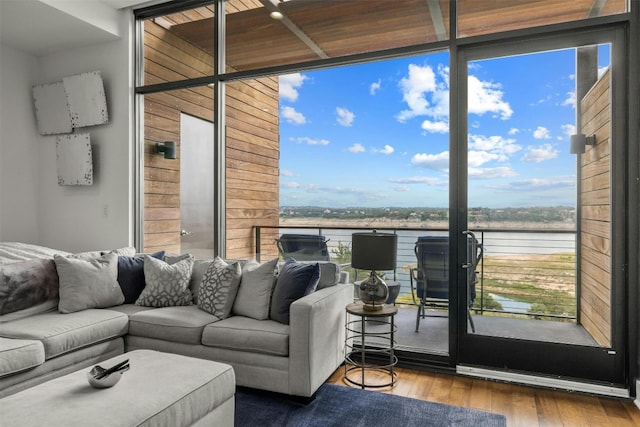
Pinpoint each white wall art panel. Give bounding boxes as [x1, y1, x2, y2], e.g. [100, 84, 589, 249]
[63, 71, 109, 128]
[56, 133, 93, 186]
[32, 82, 73, 135]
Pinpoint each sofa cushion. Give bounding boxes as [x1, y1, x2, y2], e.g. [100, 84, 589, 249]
[232, 258, 278, 320]
[0, 300, 58, 323]
[136, 255, 194, 308]
[0, 309, 128, 359]
[270, 260, 320, 324]
[117, 251, 165, 304]
[202, 316, 289, 357]
[128, 306, 219, 345]
[54, 253, 124, 313]
[0, 258, 59, 315]
[198, 257, 242, 320]
[0, 337, 45, 377]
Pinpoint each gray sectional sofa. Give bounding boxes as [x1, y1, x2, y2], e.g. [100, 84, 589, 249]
[0, 243, 352, 399]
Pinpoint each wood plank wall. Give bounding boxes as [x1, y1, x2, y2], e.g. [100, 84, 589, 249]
[142, 14, 280, 259]
[579, 68, 611, 347]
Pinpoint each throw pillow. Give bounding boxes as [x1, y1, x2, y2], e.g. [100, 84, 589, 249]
[270, 259, 320, 324]
[117, 251, 165, 304]
[232, 258, 278, 320]
[197, 257, 242, 319]
[54, 252, 124, 313]
[136, 254, 194, 307]
[0, 258, 59, 315]
[71, 246, 136, 260]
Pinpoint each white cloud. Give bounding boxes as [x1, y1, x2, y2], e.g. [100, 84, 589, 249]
[533, 126, 551, 139]
[561, 123, 576, 138]
[411, 151, 449, 171]
[468, 75, 513, 119]
[396, 64, 443, 122]
[348, 143, 365, 153]
[421, 120, 448, 133]
[370, 79, 381, 95]
[521, 143, 559, 163]
[468, 134, 521, 155]
[281, 106, 306, 124]
[388, 176, 442, 185]
[373, 145, 394, 155]
[292, 136, 329, 146]
[598, 66, 609, 79]
[468, 166, 517, 179]
[488, 178, 574, 192]
[392, 185, 410, 192]
[280, 169, 294, 177]
[279, 73, 307, 102]
[562, 91, 576, 108]
[468, 150, 505, 167]
[281, 182, 300, 188]
[336, 107, 355, 127]
[396, 63, 512, 129]
[508, 128, 519, 135]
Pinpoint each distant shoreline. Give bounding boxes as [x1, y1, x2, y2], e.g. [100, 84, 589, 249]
[279, 217, 575, 231]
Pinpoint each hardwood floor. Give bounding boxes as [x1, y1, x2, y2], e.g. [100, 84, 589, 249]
[326, 367, 640, 426]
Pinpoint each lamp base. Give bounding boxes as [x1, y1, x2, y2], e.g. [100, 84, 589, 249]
[362, 302, 384, 312]
[358, 271, 389, 311]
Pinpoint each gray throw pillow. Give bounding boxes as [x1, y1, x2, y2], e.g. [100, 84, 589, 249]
[136, 254, 194, 307]
[54, 252, 124, 313]
[197, 257, 242, 319]
[270, 259, 320, 324]
[232, 258, 278, 320]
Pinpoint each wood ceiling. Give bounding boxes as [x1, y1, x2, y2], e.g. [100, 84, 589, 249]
[156, 0, 626, 73]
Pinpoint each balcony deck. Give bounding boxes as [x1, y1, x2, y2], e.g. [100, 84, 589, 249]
[358, 304, 598, 356]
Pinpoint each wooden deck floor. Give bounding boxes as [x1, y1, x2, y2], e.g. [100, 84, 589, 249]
[326, 367, 640, 426]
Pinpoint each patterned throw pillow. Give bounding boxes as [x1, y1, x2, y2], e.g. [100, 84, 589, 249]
[197, 257, 242, 319]
[135, 254, 194, 307]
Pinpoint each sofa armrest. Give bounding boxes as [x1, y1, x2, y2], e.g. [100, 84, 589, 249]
[288, 283, 353, 397]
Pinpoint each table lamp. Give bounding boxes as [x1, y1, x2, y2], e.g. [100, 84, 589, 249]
[351, 231, 397, 311]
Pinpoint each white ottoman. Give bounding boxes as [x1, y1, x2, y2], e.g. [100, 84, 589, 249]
[0, 350, 235, 427]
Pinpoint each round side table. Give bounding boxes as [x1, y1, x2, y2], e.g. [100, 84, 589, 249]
[343, 302, 398, 389]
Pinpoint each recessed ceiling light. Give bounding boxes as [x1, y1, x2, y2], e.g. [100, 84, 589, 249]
[270, 11, 284, 20]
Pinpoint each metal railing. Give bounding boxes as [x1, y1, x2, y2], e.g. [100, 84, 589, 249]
[255, 225, 577, 321]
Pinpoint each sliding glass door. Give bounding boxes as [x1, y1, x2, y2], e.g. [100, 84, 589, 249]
[455, 28, 627, 387]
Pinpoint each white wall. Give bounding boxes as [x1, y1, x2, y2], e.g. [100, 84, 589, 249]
[0, 13, 134, 252]
[0, 46, 42, 244]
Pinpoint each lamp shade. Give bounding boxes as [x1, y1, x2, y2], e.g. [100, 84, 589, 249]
[351, 232, 397, 271]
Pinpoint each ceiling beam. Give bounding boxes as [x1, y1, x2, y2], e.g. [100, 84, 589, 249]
[427, 0, 447, 41]
[259, 0, 328, 59]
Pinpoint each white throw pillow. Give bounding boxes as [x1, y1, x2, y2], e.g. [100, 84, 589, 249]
[54, 252, 124, 313]
[197, 257, 242, 319]
[136, 254, 194, 307]
[232, 258, 278, 320]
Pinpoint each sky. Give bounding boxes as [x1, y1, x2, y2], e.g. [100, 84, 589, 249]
[278, 45, 610, 209]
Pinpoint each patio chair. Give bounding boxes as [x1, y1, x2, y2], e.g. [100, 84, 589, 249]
[409, 234, 482, 332]
[275, 233, 330, 261]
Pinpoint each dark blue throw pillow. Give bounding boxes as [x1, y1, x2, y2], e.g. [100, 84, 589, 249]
[270, 259, 320, 324]
[117, 251, 165, 304]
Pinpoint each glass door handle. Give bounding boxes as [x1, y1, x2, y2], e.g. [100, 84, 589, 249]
[180, 229, 192, 236]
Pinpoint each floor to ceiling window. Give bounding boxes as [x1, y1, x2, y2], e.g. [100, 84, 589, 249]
[134, 0, 636, 392]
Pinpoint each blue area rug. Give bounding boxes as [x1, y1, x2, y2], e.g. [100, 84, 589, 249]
[235, 384, 506, 427]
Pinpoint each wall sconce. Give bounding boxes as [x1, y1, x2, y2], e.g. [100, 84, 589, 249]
[156, 141, 176, 159]
[570, 134, 595, 154]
